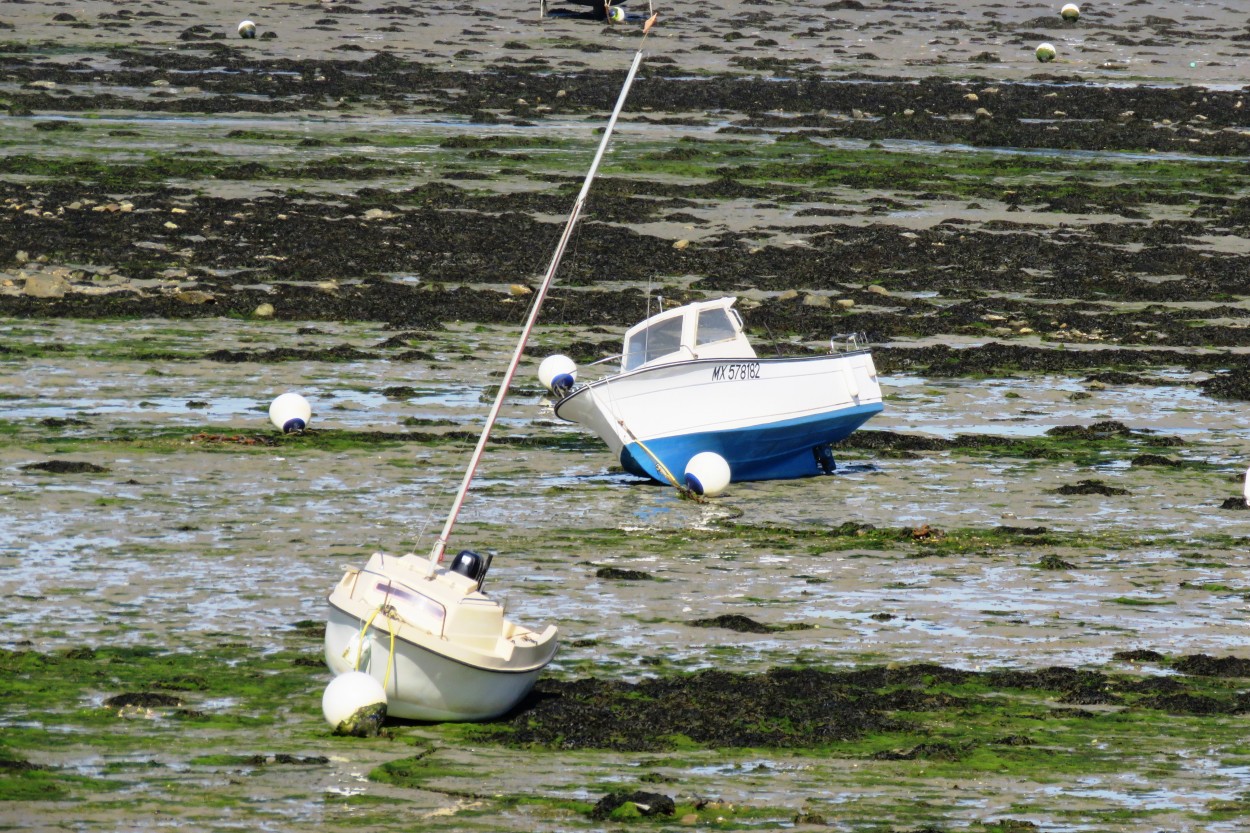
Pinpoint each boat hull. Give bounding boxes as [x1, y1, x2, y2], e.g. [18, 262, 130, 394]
[554, 351, 882, 484]
[325, 606, 545, 722]
[325, 554, 558, 722]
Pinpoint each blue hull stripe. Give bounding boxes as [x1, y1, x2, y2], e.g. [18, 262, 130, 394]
[620, 402, 882, 483]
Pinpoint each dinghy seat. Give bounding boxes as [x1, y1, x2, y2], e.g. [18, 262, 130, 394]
[450, 549, 493, 589]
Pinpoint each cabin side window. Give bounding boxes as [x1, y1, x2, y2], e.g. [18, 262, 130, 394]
[622, 316, 683, 371]
[695, 308, 738, 346]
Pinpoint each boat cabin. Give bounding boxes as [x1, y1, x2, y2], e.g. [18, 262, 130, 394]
[621, 297, 756, 372]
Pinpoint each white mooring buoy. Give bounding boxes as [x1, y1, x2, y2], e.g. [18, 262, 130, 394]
[268, 392, 311, 433]
[322, 671, 387, 737]
[238, 19, 257, 39]
[538, 354, 577, 395]
[684, 451, 731, 497]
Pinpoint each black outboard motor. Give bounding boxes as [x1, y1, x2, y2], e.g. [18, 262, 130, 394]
[450, 549, 493, 590]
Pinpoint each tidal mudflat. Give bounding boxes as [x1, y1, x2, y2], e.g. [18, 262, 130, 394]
[3, 319, 1250, 831]
[4, 0, 1250, 830]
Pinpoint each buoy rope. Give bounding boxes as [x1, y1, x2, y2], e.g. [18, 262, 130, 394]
[354, 605, 399, 693]
[620, 419, 685, 491]
[354, 607, 384, 671]
[586, 372, 699, 500]
[383, 614, 397, 693]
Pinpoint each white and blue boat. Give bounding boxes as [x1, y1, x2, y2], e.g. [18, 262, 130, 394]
[543, 296, 883, 488]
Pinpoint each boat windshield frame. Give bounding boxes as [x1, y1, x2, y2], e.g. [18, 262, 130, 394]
[621, 297, 747, 372]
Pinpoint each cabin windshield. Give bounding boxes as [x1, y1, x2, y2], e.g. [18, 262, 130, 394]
[622, 315, 683, 371]
[696, 307, 737, 345]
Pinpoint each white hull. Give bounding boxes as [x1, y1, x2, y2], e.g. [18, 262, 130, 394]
[325, 553, 558, 722]
[555, 350, 882, 482]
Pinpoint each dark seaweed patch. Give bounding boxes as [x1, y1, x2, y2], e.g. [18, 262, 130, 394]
[20, 460, 108, 474]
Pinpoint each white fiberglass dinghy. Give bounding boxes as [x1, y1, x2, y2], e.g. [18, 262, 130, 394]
[541, 296, 883, 488]
[324, 19, 659, 721]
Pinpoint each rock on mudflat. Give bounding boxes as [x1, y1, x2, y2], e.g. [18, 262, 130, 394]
[22, 273, 68, 298]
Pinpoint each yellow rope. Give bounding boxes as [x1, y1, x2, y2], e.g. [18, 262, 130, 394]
[354, 607, 384, 670]
[383, 612, 397, 693]
[588, 381, 700, 500]
[354, 605, 399, 694]
[625, 427, 688, 492]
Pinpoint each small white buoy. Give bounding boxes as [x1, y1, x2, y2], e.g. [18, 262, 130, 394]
[268, 392, 311, 433]
[538, 354, 577, 395]
[1060, 3, 1080, 22]
[238, 20, 257, 39]
[607, 5, 625, 23]
[322, 671, 387, 737]
[684, 451, 731, 497]
[1035, 42, 1057, 63]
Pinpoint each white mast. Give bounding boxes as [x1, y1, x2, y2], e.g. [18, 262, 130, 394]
[429, 27, 656, 564]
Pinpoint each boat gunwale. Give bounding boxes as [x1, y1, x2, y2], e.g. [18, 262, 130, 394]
[326, 592, 558, 676]
[553, 349, 878, 412]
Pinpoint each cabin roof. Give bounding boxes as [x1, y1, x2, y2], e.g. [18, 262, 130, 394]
[624, 296, 738, 340]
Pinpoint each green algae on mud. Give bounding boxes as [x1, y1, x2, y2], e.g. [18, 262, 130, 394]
[366, 659, 1250, 831]
[0, 642, 329, 803]
[8, 636, 1250, 830]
